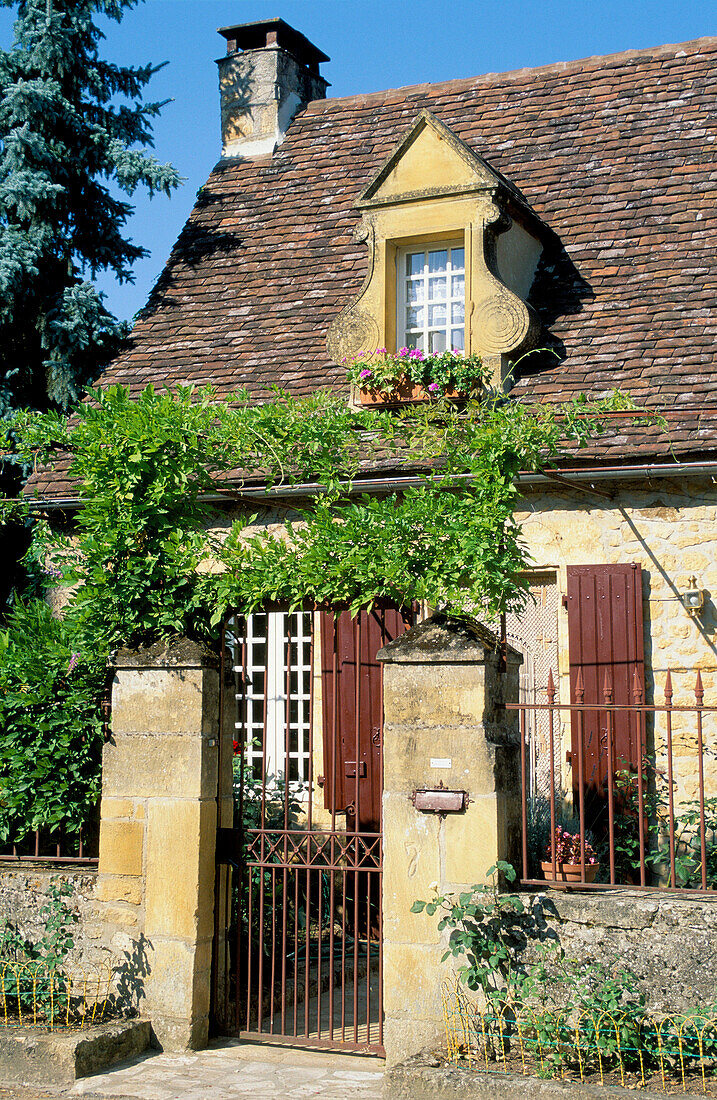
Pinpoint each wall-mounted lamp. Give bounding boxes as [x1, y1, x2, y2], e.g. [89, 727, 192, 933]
[681, 576, 705, 617]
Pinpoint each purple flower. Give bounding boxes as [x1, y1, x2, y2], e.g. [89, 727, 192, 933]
[67, 652, 80, 675]
[44, 564, 63, 581]
[359, 369, 372, 380]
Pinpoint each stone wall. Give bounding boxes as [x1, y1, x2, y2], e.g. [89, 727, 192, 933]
[0, 865, 152, 1018]
[378, 615, 523, 1065]
[522, 888, 717, 1012]
[516, 476, 717, 811]
[517, 476, 717, 696]
[0, 867, 107, 968]
[388, 884, 717, 1068]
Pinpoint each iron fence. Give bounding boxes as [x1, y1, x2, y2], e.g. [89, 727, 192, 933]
[508, 669, 717, 893]
[0, 816, 99, 865]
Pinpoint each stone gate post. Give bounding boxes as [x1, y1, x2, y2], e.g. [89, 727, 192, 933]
[377, 614, 521, 1066]
[95, 639, 223, 1050]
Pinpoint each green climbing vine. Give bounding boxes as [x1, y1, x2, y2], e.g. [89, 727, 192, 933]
[0, 380, 655, 839]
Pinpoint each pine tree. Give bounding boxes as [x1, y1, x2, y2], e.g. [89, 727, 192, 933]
[0, 0, 181, 418]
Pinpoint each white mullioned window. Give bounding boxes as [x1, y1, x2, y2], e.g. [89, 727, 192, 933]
[397, 242, 465, 353]
[233, 611, 313, 784]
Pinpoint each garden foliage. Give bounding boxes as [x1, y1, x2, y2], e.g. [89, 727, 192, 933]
[0, 598, 103, 841]
[10, 381, 638, 644]
[2, 380, 641, 839]
[417, 864, 717, 1080]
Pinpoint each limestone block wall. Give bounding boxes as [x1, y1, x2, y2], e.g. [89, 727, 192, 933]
[517, 476, 717, 809]
[93, 638, 227, 1050]
[378, 615, 522, 1066]
[517, 476, 717, 693]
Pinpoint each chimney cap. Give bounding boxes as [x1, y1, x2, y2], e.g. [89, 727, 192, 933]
[218, 18, 330, 73]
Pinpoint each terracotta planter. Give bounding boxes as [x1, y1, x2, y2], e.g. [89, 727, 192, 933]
[540, 860, 599, 884]
[354, 380, 462, 407]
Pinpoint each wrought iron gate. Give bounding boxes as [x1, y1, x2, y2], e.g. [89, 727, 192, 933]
[213, 604, 414, 1053]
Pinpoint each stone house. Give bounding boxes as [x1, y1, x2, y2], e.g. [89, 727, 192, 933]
[20, 17, 717, 1064]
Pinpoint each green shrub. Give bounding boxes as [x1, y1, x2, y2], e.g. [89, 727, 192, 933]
[0, 599, 104, 842]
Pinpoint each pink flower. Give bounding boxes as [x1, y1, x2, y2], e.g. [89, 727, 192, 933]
[398, 347, 409, 356]
[408, 348, 424, 359]
[67, 652, 80, 674]
[428, 383, 441, 392]
[376, 347, 388, 354]
[359, 369, 372, 380]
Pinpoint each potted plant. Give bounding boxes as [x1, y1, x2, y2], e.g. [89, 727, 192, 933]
[346, 347, 488, 406]
[541, 826, 600, 883]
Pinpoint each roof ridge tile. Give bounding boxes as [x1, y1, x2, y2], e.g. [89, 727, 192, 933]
[307, 36, 717, 112]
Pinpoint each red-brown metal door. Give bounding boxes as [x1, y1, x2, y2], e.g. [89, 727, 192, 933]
[566, 563, 645, 795]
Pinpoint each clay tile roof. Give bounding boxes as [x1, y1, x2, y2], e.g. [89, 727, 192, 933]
[25, 36, 717, 501]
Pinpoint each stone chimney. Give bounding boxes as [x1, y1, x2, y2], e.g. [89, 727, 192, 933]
[216, 18, 329, 159]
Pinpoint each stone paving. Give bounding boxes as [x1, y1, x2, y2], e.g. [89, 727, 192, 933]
[67, 1040, 385, 1100]
[0, 1089, 59, 1100]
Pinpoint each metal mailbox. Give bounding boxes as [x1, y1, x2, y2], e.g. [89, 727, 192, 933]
[411, 787, 469, 815]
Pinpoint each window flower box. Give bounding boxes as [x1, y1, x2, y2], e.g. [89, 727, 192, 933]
[353, 379, 461, 407]
[346, 347, 486, 407]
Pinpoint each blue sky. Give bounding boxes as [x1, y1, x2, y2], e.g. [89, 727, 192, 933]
[2, 0, 715, 320]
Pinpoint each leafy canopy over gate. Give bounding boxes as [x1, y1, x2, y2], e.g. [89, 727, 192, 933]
[1, 382, 644, 840]
[11, 383, 636, 644]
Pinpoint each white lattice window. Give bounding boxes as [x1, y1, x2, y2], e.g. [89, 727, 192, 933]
[397, 242, 465, 353]
[233, 611, 312, 783]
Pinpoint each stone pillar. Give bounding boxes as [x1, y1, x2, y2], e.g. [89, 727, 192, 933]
[377, 615, 521, 1066]
[96, 639, 220, 1050]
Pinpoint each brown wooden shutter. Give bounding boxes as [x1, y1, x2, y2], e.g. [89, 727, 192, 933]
[320, 604, 414, 831]
[566, 564, 645, 795]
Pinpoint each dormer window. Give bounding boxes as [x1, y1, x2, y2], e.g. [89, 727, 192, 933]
[327, 109, 543, 391]
[398, 243, 465, 352]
